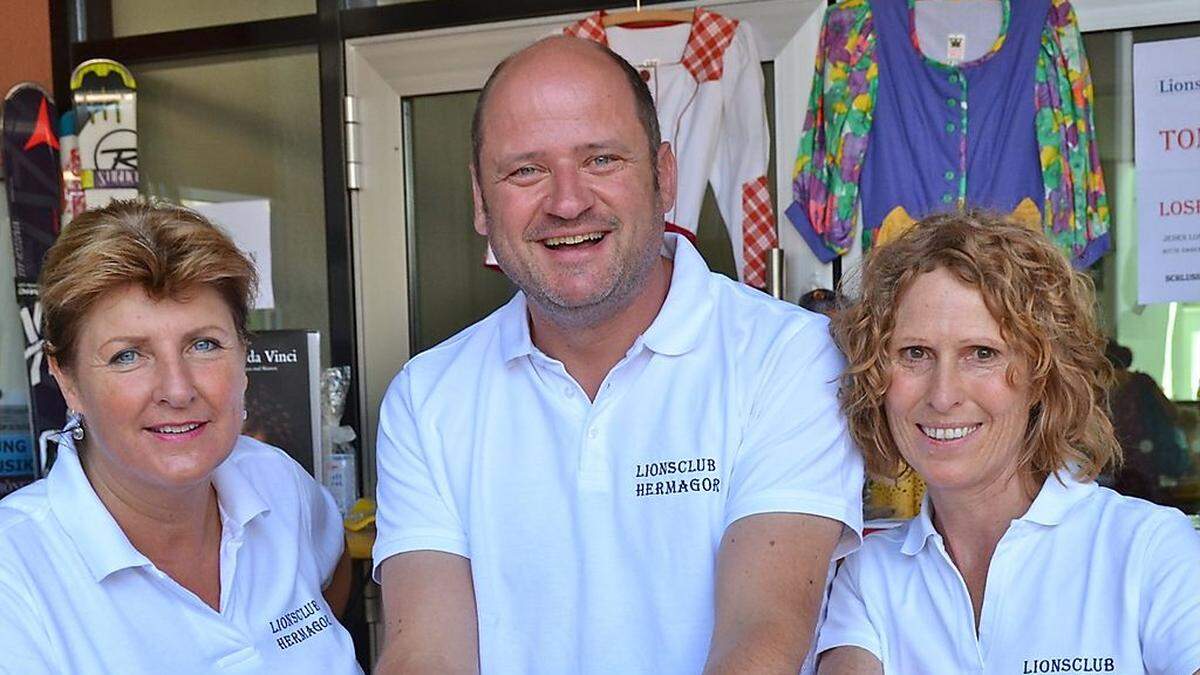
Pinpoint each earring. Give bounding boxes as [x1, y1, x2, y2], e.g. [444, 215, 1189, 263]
[242, 409, 248, 421]
[66, 409, 85, 441]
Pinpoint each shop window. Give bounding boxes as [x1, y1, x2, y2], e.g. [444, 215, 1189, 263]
[1086, 22, 1200, 514]
[107, 0, 314, 38]
[132, 47, 331, 365]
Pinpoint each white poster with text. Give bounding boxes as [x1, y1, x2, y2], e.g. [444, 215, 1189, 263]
[1135, 37, 1200, 304]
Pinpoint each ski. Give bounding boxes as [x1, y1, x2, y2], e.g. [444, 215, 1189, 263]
[2, 83, 66, 487]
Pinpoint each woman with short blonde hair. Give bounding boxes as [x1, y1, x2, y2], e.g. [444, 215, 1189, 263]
[0, 200, 362, 674]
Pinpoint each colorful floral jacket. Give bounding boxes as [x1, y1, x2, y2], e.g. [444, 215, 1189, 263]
[787, 0, 1110, 267]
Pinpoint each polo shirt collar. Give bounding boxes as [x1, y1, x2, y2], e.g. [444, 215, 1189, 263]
[498, 293, 534, 363]
[899, 468, 1099, 556]
[48, 438, 152, 581]
[47, 438, 271, 582]
[641, 233, 715, 356]
[211, 444, 271, 533]
[901, 493, 939, 556]
[496, 232, 716, 362]
[1017, 468, 1097, 526]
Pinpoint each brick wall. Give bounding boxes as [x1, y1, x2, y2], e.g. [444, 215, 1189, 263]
[0, 0, 53, 96]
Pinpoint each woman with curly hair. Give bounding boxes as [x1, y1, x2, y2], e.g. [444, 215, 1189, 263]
[816, 212, 1200, 674]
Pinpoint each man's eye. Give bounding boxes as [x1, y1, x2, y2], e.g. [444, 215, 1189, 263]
[590, 155, 619, 169]
[109, 349, 139, 366]
[511, 166, 539, 178]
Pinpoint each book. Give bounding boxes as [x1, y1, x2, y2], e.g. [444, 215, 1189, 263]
[243, 330, 322, 482]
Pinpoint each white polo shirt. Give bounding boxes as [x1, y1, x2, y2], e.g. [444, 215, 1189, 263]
[817, 470, 1200, 674]
[374, 233, 864, 674]
[0, 435, 362, 675]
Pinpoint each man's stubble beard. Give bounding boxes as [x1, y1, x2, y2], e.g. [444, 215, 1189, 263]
[485, 209, 665, 331]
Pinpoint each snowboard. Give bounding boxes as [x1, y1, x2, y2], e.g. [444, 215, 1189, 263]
[2, 83, 67, 484]
[71, 59, 138, 210]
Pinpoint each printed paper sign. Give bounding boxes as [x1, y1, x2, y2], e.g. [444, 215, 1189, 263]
[190, 199, 276, 310]
[1134, 37, 1200, 304]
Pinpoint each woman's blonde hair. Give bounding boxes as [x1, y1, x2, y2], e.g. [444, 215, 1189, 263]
[39, 199, 258, 370]
[831, 211, 1120, 481]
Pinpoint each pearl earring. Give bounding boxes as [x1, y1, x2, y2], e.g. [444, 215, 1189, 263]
[66, 409, 85, 441]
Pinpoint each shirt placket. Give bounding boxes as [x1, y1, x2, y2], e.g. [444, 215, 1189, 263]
[931, 535, 986, 673]
[941, 70, 970, 208]
[975, 526, 1024, 670]
[578, 379, 608, 491]
[536, 354, 611, 491]
[143, 564, 258, 668]
[576, 343, 652, 491]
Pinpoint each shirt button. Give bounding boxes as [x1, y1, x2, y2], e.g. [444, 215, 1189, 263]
[945, 97, 957, 107]
[948, 73, 959, 84]
[945, 122, 956, 133]
[588, 427, 599, 439]
[944, 170, 955, 180]
[564, 386, 574, 398]
[942, 193, 954, 203]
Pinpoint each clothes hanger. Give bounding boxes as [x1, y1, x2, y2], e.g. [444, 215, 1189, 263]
[602, 1, 695, 27]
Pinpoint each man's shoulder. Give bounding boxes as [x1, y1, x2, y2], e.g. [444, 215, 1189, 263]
[703, 272, 835, 354]
[705, 269, 817, 320]
[389, 297, 519, 398]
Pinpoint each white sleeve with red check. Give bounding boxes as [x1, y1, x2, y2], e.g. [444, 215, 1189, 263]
[708, 23, 776, 288]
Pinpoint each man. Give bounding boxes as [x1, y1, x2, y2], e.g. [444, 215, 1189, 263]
[373, 36, 863, 674]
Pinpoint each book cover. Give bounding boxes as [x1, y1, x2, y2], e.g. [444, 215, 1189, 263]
[243, 330, 322, 481]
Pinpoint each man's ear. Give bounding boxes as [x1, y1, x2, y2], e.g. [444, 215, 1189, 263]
[655, 141, 678, 216]
[48, 355, 83, 414]
[470, 163, 489, 236]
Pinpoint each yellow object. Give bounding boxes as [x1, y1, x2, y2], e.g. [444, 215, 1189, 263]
[867, 473, 926, 520]
[875, 205, 917, 246]
[344, 498, 377, 560]
[874, 199, 1043, 249]
[1010, 197, 1042, 231]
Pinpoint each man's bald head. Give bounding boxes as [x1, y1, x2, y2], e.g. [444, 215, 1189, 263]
[470, 36, 661, 176]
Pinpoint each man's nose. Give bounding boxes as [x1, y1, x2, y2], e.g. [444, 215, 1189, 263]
[545, 169, 594, 221]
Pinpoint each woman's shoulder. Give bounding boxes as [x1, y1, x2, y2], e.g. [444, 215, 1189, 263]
[1086, 484, 1192, 531]
[218, 435, 321, 504]
[0, 481, 66, 597]
[226, 434, 310, 475]
[1089, 482, 1200, 540]
[844, 521, 921, 573]
[0, 480, 52, 543]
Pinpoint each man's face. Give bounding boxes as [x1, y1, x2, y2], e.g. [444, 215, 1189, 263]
[471, 41, 677, 324]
